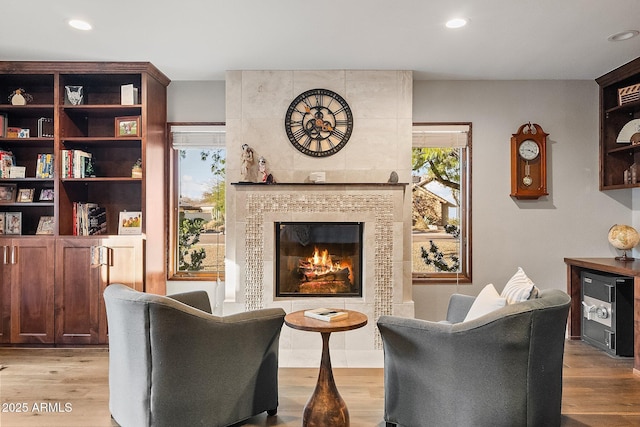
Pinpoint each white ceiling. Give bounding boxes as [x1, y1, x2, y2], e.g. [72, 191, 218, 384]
[2, 0, 639, 82]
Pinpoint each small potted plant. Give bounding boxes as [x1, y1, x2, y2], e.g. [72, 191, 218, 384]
[131, 158, 142, 178]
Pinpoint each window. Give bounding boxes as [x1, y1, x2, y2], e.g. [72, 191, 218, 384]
[168, 123, 226, 280]
[412, 123, 471, 283]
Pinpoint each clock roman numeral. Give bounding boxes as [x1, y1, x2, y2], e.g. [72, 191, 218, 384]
[315, 93, 323, 107]
[331, 128, 346, 140]
[325, 98, 334, 110]
[292, 128, 307, 140]
[334, 119, 350, 127]
[302, 97, 314, 110]
[301, 136, 313, 149]
[294, 107, 308, 116]
[333, 106, 347, 115]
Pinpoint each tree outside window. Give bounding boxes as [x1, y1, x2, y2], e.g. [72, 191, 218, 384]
[169, 124, 226, 280]
[412, 123, 471, 283]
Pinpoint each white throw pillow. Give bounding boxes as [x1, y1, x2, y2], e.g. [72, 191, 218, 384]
[501, 267, 535, 304]
[464, 283, 507, 322]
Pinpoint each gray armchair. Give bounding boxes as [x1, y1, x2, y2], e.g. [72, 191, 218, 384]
[377, 289, 571, 427]
[103, 284, 285, 427]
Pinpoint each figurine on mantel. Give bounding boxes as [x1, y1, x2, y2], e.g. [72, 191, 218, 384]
[240, 144, 254, 182]
[258, 156, 275, 184]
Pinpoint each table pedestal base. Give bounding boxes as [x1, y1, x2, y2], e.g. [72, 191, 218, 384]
[303, 332, 349, 427]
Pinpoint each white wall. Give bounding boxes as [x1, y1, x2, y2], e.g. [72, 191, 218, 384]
[166, 79, 634, 321]
[165, 81, 226, 304]
[167, 81, 225, 122]
[413, 80, 632, 320]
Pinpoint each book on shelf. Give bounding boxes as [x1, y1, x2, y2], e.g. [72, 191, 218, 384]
[73, 202, 107, 236]
[0, 114, 7, 138]
[36, 153, 54, 178]
[61, 150, 91, 178]
[9, 166, 25, 178]
[303, 308, 349, 322]
[121, 84, 139, 105]
[0, 150, 15, 178]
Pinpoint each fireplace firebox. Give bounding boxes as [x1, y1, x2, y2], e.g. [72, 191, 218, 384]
[275, 222, 363, 297]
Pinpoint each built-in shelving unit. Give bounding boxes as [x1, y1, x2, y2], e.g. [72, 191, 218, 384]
[0, 62, 170, 344]
[596, 56, 640, 190]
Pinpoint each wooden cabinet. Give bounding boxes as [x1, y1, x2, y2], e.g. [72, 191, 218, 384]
[0, 61, 169, 345]
[564, 257, 640, 372]
[1, 238, 55, 344]
[596, 56, 640, 190]
[54, 237, 142, 344]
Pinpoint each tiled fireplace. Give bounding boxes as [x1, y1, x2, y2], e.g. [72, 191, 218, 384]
[225, 69, 414, 366]
[228, 183, 413, 366]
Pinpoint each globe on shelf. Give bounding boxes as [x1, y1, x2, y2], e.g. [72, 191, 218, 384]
[608, 224, 640, 261]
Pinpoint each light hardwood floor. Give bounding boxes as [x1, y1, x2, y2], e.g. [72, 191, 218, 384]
[1, 340, 639, 426]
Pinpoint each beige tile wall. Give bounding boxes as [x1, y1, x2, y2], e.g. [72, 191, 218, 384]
[225, 70, 414, 351]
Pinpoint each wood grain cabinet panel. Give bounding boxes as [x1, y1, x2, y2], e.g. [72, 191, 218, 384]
[9, 238, 55, 344]
[55, 237, 143, 344]
[0, 246, 10, 343]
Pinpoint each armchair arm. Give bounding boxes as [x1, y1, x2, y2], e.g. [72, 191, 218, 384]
[167, 290, 212, 313]
[445, 293, 475, 323]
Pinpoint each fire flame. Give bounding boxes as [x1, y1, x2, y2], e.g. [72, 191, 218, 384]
[308, 247, 343, 273]
[297, 246, 355, 288]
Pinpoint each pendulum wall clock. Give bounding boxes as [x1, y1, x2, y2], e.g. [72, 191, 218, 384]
[510, 122, 548, 199]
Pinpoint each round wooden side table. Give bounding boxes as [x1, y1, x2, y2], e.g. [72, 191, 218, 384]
[284, 309, 368, 427]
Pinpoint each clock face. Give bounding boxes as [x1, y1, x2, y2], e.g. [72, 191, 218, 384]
[284, 88, 354, 157]
[518, 139, 540, 161]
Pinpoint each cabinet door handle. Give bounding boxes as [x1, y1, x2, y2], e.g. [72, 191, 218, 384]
[90, 245, 109, 266]
[10, 246, 17, 265]
[2, 246, 8, 265]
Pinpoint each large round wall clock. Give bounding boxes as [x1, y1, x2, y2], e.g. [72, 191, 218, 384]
[510, 122, 548, 199]
[284, 88, 354, 157]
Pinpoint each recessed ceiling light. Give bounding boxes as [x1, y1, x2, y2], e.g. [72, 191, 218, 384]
[446, 18, 468, 29]
[68, 19, 92, 31]
[607, 30, 639, 42]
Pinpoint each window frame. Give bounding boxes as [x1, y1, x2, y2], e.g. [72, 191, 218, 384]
[167, 121, 226, 281]
[411, 122, 472, 285]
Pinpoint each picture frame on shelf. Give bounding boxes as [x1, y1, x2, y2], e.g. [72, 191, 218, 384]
[0, 212, 5, 234]
[5, 212, 21, 235]
[37, 117, 54, 138]
[17, 188, 34, 203]
[36, 216, 55, 235]
[115, 116, 141, 138]
[118, 211, 142, 235]
[39, 188, 54, 201]
[0, 184, 17, 203]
